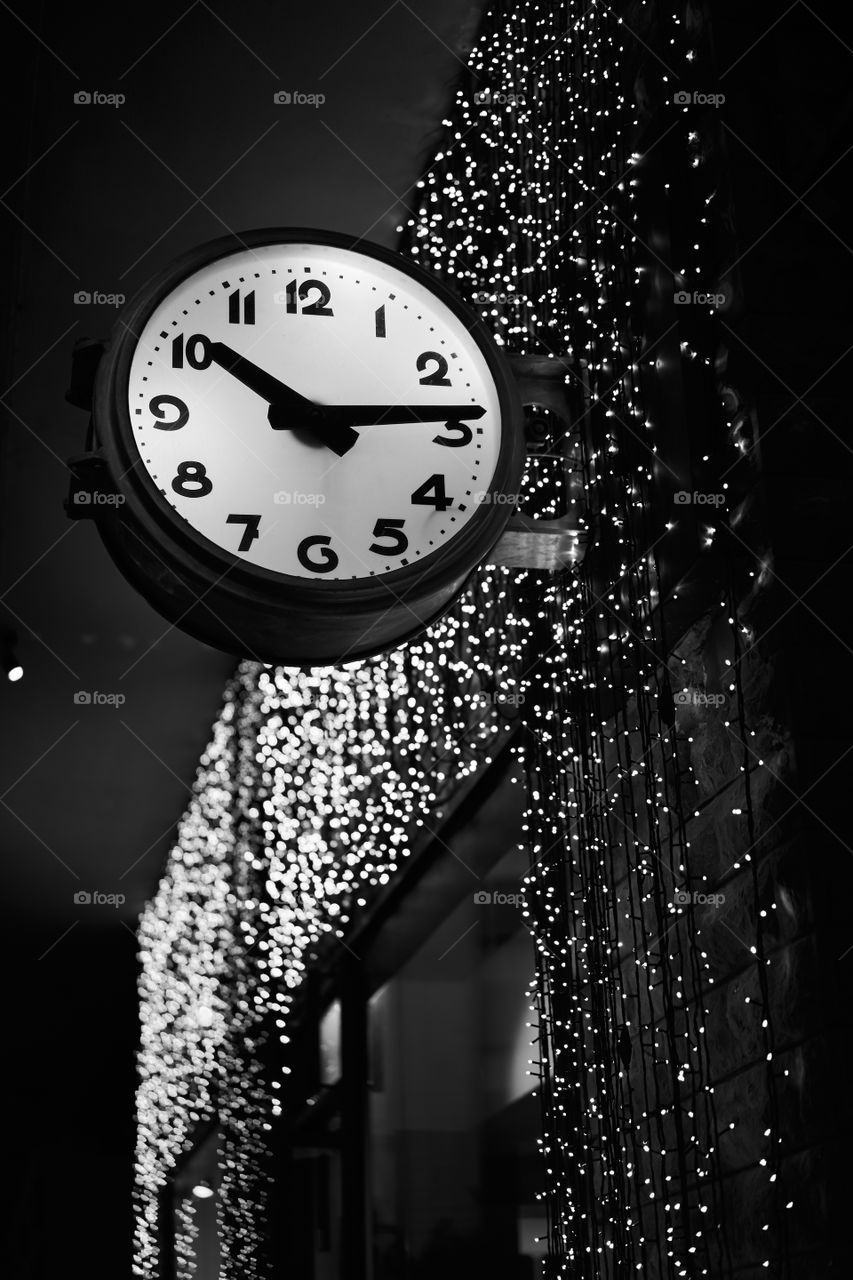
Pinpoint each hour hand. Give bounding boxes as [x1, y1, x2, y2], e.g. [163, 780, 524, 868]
[210, 342, 358, 455]
[210, 342, 312, 412]
[265, 403, 359, 456]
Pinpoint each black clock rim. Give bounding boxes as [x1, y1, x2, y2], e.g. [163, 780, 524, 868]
[93, 226, 525, 608]
[99, 499, 479, 667]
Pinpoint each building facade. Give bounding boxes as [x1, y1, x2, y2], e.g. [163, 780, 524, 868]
[134, 2, 851, 1277]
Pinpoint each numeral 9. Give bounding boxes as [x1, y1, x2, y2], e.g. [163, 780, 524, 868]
[150, 395, 189, 430]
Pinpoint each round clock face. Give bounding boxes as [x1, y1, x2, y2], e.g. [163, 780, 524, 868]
[125, 240, 505, 581]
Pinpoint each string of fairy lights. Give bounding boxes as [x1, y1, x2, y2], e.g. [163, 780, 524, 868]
[135, 1, 783, 1277]
[134, 579, 524, 1277]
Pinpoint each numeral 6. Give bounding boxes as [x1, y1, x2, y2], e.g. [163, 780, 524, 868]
[297, 535, 338, 573]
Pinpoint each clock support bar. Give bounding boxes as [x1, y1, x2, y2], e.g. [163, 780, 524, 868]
[485, 354, 587, 571]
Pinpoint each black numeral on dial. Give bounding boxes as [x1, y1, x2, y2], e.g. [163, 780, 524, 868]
[417, 351, 451, 386]
[150, 395, 189, 431]
[375, 304, 386, 337]
[297, 535, 338, 573]
[171, 461, 212, 497]
[433, 420, 473, 447]
[411, 474, 452, 511]
[228, 289, 255, 324]
[286, 279, 334, 316]
[171, 334, 213, 369]
[226, 514, 261, 551]
[369, 518, 408, 556]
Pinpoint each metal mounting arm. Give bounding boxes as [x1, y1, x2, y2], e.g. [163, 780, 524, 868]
[486, 353, 587, 571]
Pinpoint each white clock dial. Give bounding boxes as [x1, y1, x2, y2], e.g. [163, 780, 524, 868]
[126, 242, 503, 580]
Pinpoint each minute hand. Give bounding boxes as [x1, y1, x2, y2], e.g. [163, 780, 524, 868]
[323, 404, 486, 427]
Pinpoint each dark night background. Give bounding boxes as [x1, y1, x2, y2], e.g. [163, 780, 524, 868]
[0, 3, 480, 1273]
[2, 1, 851, 1275]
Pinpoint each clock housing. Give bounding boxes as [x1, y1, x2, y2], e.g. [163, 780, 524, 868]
[84, 228, 524, 665]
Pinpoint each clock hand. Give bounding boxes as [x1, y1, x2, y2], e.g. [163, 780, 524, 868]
[210, 342, 483, 452]
[266, 402, 486, 454]
[209, 341, 358, 457]
[267, 402, 486, 452]
[210, 341, 313, 410]
[321, 404, 487, 427]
